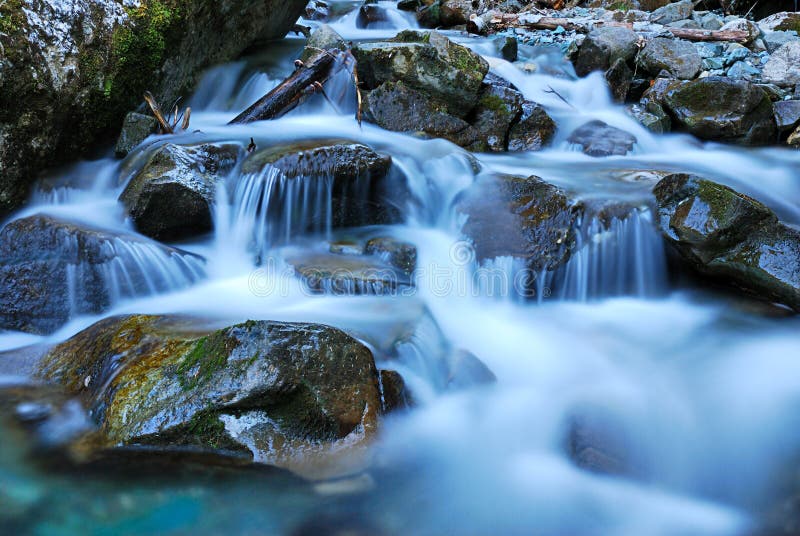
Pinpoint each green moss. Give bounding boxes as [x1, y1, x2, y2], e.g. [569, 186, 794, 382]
[480, 94, 508, 114]
[186, 409, 230, 449]
[608, 1, 632, 11]
[0, 0, 24, 35]
[177, 331, 232, 390]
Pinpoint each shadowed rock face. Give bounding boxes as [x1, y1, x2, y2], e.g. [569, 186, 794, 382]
[573, 26, 639, 77]
[0, 0, 308, 217]
[568, 120, 638, 157]
[38, 315, 382, 479]
[654, 174, 800, 311]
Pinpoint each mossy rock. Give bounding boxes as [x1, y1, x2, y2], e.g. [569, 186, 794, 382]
[37, 315, 383, 479]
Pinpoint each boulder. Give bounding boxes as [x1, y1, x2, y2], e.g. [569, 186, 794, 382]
[567, 120, 638, 157]
[662, 77, 777, 145]
[648, 0, 694, 25]
[762, 42, 800, 88]
[0, 0, 308, 216]
[0, 215, 205, 334]
[469, 77, 525, 152]
[762, 30, 799, 54]
[287, 251, 414, 296]
[364, 237, 418, 275]
[627, 102, 671, 133]
[120, 143, 240, 241]
[507, 102, 557, 152]
[573, 26, 640, 77]
[114, 113, 159, 158]
[637, 37, 702, 80]
[653, 174, 800, 311]
[758, 12, 800, 32]
[774, 100, 800, 134]
[605, 57, 633, 102]
[37, 315, 382, 479]
[352, 31, 489, 118]
[241, 141, 403, 229]
[300, 24, 346, 63]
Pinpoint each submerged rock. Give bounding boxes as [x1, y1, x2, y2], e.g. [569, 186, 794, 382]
[653, 174, 800, 311]
[0, 0, 308, 217]
[120, 143, 240, 241]
[242, 140, 403, 229]
[364, 236, 418, 275]
[38, 315, 382, 479]
[0, 215, 204, 334]
[114, 113, 159, 158]
[568, 120, 638, 157]
[662, 77, 777, 145]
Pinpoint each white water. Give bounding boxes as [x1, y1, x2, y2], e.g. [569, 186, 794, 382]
[3, 2, 800, 534]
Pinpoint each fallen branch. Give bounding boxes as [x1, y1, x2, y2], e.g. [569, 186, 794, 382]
[469, 12, 750, 43]
[229, 49, 339, 124]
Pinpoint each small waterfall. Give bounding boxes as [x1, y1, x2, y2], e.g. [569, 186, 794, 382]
[229, 165, 334, 262]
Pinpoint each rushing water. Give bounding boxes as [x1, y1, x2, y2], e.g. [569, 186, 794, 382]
[2, 1, 800, 534]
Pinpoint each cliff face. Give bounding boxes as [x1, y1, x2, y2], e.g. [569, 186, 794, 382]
[0, 0, 307, 216]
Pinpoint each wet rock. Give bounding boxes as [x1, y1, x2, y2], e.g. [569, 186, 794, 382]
[470, 78, 525, 152]
[305, 0, 331, 20]
[352, 30, 489, 118]
[508, 102, 557, 152]
[114, 113, 159, 158]
[357, 4, 390, 28]
[627, 102, 671, 133]
[605, 57, 633, 102]
[566, 412, 633, 476]
[0, 0, 308, 217]
[568, 120, 637, 157]
[0, 215, 204, 334]
[457, 174, 580, 272]
[242, 141, 403, 229]
[789, 125, 800, 147]
[38, 315, 382, 479]
[654, 174, 800, 311]
[288, 251, 413, 295]
[573, 26, 639, 77]
[662, 76, 777, 145]
[364, 237, 417, 275]
[363, 81, 484, 149]
[120, 143, 240, 241]
[649, 0, 693, 25]
[300, 24, 346, 63]
[380, 370, 412, 412]
[774, 100, 800, 134]
[762, 42, 800, 88]
[637, 37, 702, 80]
[499, 36, 519, 62]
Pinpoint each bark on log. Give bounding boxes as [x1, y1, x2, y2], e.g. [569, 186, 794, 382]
[469, 12, 750, 43]
[229, 49, 338, 124]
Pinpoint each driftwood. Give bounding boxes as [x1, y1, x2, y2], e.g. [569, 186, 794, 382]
[468, 12, 750, 43]
[229, 49, 338, 124]
[144, 91, 191, 134]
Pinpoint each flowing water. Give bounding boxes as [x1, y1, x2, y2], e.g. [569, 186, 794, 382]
[3, 1, 800, 534]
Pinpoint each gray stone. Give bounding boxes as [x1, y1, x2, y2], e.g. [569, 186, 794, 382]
[638, 37, 702, 79]
[114, 113, 158, 158]
[726, 61, 760, 80]
[507, 102, 557, 152]
[774, 100, 800, 133]
[567, 120, 637, 157]
[763, 41, 800, 88]
[762, 31, 799, 54]
[649, 0, 693, 25]
[627, 102, 671, 133]
[573, 26, 639, 77]
[300, 24, 346, 63]
[758, 12, 800, 32]
[694, 12, 723, 30]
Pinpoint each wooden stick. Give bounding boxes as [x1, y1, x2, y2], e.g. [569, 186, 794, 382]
[144, 91, 174, 134]
[229, 49, 338, 124]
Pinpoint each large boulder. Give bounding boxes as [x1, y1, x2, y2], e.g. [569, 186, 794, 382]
[352, 30, 489, 118]
[120, 143, 240, 241]
[37, 315, 382, 479]
[662, 77, 778, 145]
[0, 0, 308, 216]
[573, 26, 640, 77]
[637, 37, 702, 80]
[762, 41, 800, 88]
[240, 140, 403, 230]
[648, 0, 693, 25]
[0, 215, 205, 334]
[653, 174, 800, 311]
[774, 100, 800, 135]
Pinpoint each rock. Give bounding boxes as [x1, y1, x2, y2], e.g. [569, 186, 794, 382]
[719, 18, 761, 45]
[380, 370, 412, 412]
[763, 42, 800, 88]
[605, 57, 633, 102]
[120, 143, 240, 241]
[726, 61, 761, 80]
[0, 215, 204, 334]
[37, 315, 382, 479]
[653, 174, 800, 311]
[789, 125, 800, 147]
[305, 0, 331, 20]
[567, 120, 637, 157]
[649, 0, 693, 25]
[288, 251, 413, 295]
[499, 36, 518, 62]
[0, 0, 308, 217]
[300, 25, 346, 63]
[457, 174, 580, 273]
[242, 141, 403, 229]
[637, 37, 702, 80]
[507, 102, 557, 152]
[364, 237, 417, 275]
[758, 12, 800, 32]
[470, 77, 525, 152]
[573, 26, 639, 77]
[627, 102, 671, 133]
[352, 31, 489, 118]
[668, 19, 701, 30]
[363, 81, 484, 149]
[566, 412, 633, 476]
[694, 11, 724, 30]
[762, 31, 799, 54]
[114, 113, 159, 158]
[663, 76, 778, 145]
